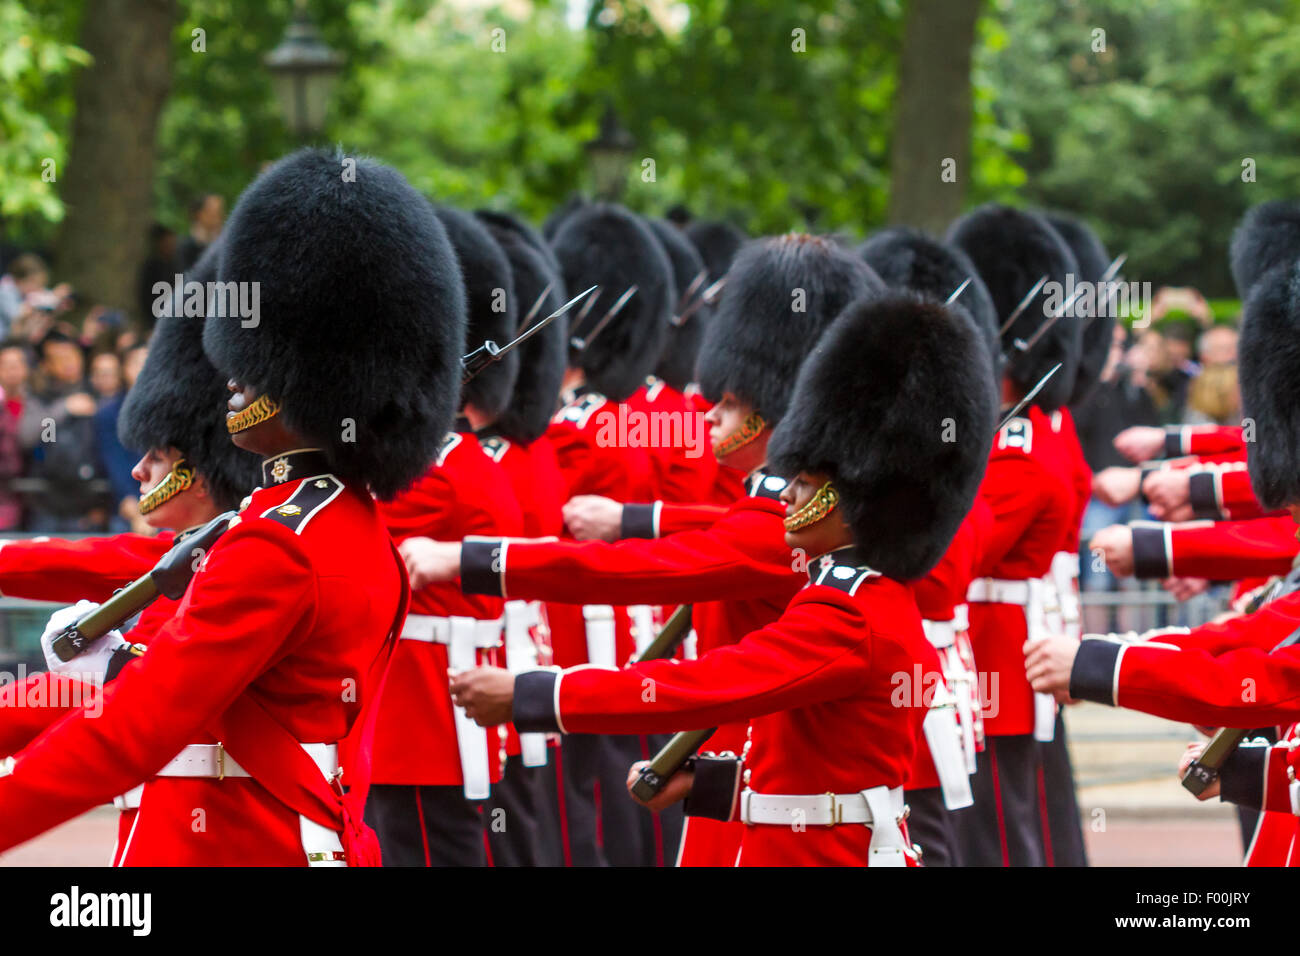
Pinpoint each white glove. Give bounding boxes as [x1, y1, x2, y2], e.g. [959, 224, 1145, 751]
[40, 600, 124, 684]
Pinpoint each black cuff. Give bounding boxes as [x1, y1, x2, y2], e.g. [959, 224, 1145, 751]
[1188, 472, 1222, 520]
[1131, 524, 1171, 579]
[620, 503, 657, 539]
[683, 754, 742, 821]
[1069, 639, 1122, 706]
[460, 538, 505, 597]
[513, 670, 561, 734]
[104, 644, 143, 684]
[1163, 428, 1184, 458]
[1218, 741, 1267, 811]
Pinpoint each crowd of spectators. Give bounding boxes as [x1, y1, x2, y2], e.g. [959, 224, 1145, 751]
[1072, 286, 1242, 632]
[0, 193, 223, 537]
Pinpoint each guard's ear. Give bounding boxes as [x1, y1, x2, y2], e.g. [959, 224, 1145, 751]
[189, 472, 211, 503]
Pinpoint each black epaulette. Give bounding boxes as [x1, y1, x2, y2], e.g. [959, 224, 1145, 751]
[552, 392, 606, 430]
[260, 475, 344, 535]
[810, 549, 881, 596]
[746, 471, 788, 501]
[478, 434, 511, 463]
[435, 431, 463, 467]
[996, 417, 1033, 454]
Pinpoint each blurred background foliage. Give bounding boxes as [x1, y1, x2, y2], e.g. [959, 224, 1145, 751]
[4, 0, 1300, 299]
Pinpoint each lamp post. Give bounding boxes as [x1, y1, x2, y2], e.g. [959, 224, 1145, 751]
[585, 103, 636, 200]
[265, 1, 344, 139]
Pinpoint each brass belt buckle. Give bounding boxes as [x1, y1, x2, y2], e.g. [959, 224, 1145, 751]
[824, 791, 842, 828]
[215, 743, 226, 781]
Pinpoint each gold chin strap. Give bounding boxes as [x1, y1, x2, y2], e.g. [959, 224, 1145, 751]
[226, 393, 280, 434]
[712, 412, 767, 459]
[783, 480, 840, 532]
[138, 459, 195, 516]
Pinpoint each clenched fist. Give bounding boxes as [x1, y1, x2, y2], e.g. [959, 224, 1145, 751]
[563, 495, 624, 542]
[1113, 426, 1166, 463]
[448, 666, 516, 727]
[1088, 524, 1134, 577]
[1142, 469, 1192, 520]
[1093, 467, 1142, 506]
[1024, 635, 1081, 703]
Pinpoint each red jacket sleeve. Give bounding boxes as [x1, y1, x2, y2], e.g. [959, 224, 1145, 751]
[462, 500, 802, 606]
[1164, 424, 1245, 457]
[1071, 592, 1300, 726]
[0, 520, 316, 852]
[520, 589, 874, 735]
[0, 533, 173, 603]
[1130, 515, 1300, 580]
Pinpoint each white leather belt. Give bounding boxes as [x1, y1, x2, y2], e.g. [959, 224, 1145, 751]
[400, 613, 503, 648]
[152, 742, 338, 780]
[966, 578, 1030, 605]
[584, 605, 618, 669]
[739, 786, 911, 865]
[629, 604, 657, 658]
[922, 618, 957, 650]
[118, 742, 346, 866]
[503, 600, 548, 769]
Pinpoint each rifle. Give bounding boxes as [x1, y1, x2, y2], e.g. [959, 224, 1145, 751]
[50, 511, 236, 662]
[632, 605, 693, 663]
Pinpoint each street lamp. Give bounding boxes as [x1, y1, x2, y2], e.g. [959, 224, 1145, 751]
[585, 103, 636, 200]
[265, 1, 344, 138]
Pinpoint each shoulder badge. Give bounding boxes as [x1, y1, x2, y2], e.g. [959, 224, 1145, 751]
[478, 434, 511, 463]
[996, 417, 1033, 454]
[812, 551, 881, 596]
[260, 475, 344, 535]
[435, 431, 463, 468]
[746, 471, 788, 501]
[551, 392, 606, 430]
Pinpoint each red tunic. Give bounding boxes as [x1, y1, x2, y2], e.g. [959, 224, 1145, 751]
[968, 409, 1074, 736]
[514, 546, 938, 866]
[623, 377, 714, 503]
[0, 463, 405, 864]
[368, 431, 523, 787]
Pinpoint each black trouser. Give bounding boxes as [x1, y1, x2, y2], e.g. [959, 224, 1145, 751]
[366, 783, 486, 867]
[905, 786, 962, 867]
[1038, 711, 1088, 866]
[597, 733, 684, 867]
[539, 733, 608, 866]
[484, 754, 550, 867]
[954, 734, 1047, 867]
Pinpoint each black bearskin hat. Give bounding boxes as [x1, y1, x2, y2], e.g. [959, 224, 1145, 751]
[475, 208, 561, 276]
[1239, 261, 1300, 510]
[550, 203, 674, 402]
[685, 220, 747, 282]
[647, 217, 709, 392]
[857, 226, 1000, 377]
[768, 292, 996, 580]
[1042, 212, 1115, 406]
[1230, 200, 1300, 298]
[119, 241, 261, 512]
[696, 233, 884, 425]
[947, 203, 1081, 412]
[542, 194, 588, 241]
[481, 222, 569, 444]
[436, 206, 520, 419]
[204, 148, 466, 500]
